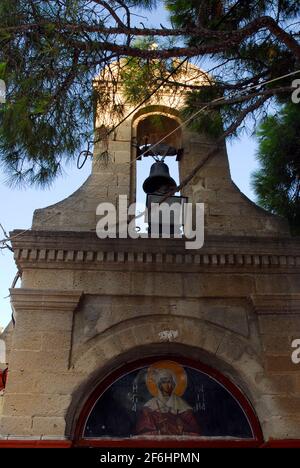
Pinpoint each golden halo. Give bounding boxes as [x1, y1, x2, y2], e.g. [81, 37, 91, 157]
[146, 360, 187, 397]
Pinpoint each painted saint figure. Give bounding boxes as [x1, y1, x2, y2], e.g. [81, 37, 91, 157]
[136, 365, 200, 436]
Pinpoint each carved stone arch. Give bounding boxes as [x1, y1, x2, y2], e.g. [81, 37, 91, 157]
[67, 317, 265, 442]
[71, 314, 262, 379]
[131, 106, 182, 153]
[131, 104, 182, 127]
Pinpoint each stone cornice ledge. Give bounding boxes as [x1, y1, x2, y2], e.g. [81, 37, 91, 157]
[10, 230, 300, 270]
[12, 247, 300, 270]
[10, 289, 83, 312]
[251, 294, 300, 315]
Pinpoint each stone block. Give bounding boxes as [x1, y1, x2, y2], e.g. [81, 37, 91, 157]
[208, 203, 241, 217]
[114, 124, 132, 141]
[201, 324, 225, 354]
[13, 311, 73, 333]
[234, 352, 263, 382]
[13, 331, 42, 352]
[255, 275, 300, 295]
[205, 177, 234, 190]
[8, 349, 70, 372]
[259, 317, 300, 335]
[0, 416, 33, 436]
[183, 274, 255, 297]
[133, 323, 158, 346]
[262, 415, 300, 439]
[206, 215, 232, 230]
[113, 150, 131, 164]
[262, 335, 292, 354]
[73, 271, 131, 295]
[153, 273, 183, 297]
[195, 164, 230, 179]
[117, 174, 131, 187]
[107, 141, 131, 152]
[216, 335, 246, 364]
[130, 272, 183, 297]
[94, 302, 169, 335]
[173, 319, 205, 349]
[254, 373, 297, 395]
[41, 331, 72, 351]
[294, 375, 300, 393]
[265, 355, 300, 373]
[214, 188, 244, 203]
[5, 370, 83, 395]
[203, 306, 249, 337]
[192, 188, 217, 203]
[2, 394, 72, 417]
[257, 395, 300, 417]
[116, 327, 139, 352]
[32, 416, 66, 436]
[22, 270, 74, 290]
[99, 335, 123, 361]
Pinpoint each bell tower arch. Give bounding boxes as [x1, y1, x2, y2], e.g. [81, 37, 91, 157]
[32, 60, 289, 237]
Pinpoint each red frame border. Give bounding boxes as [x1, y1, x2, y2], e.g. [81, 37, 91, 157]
[0, 368, 8, 391]
[0, 439, 300, 448]
[73, 356, 264, 448]
[0, 440, 72, 449]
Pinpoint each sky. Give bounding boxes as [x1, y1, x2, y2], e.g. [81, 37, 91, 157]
[0, 3, 261, 329]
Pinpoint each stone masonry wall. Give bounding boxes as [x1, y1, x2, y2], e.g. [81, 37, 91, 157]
[0, 234, 299, 441]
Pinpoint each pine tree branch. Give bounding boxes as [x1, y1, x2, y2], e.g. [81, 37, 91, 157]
[2, 15, 300, 59]
[173, 96, 270, 196]
[0, 224, 13, 252]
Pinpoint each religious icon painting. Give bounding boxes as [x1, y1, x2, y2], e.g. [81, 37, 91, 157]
[83, 359, 257, 440]
[135, 360, 200, 436]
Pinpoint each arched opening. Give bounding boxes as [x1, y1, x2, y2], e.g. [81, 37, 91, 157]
[73, 356, 263, 447]
[136, 114, 182, 155]
[132, 111, 184, 234]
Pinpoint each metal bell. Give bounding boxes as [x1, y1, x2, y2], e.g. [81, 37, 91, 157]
[142, 161, 177, 194]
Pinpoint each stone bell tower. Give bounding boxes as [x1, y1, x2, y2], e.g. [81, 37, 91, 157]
[0, 62, 300, 447]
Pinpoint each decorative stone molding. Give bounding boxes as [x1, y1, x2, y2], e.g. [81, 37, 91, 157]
[10, 230, 300, 272]
[251, 294, 300, 315]
[10, 289, 83, 313]
[12, 247, 300, 269]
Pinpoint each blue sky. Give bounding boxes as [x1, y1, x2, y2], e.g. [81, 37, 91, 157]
[0, 3, 261, 329]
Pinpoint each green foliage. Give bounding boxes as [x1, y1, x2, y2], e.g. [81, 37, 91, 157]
[121, 39, 160, 104]
[120, 37, 180, 104]
[0, 0, 299, 189]
[167, 0, 226, 31]
[0, 0, 97, 186]
[131, 1, 299, 142]
[166, 0, 300, 31]
[181, 86, 224, 138]
[130, 0, 158, 9]
[252, 104, 300, 234]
